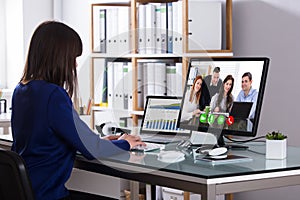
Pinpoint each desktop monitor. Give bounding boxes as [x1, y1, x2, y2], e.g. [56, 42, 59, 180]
[177, 57, 269, 146]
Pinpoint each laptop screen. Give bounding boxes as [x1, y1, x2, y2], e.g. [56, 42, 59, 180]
[140, 96, 190, 135]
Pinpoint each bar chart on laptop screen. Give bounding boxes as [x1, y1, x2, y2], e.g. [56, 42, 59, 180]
[143, 99, 187, 133]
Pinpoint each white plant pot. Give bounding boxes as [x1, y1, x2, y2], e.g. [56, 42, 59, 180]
[266, 139, 287, 159]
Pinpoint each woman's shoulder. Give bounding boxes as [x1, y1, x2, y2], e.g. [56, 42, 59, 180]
[211, 93, 219, 100]
[17, 80, 69, 99]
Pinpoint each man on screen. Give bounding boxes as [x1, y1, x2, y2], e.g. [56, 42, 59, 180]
[203, 66, 223, 98]
[236, 72, 258, 119]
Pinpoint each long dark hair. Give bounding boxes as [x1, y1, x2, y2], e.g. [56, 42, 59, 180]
[217, 74, 234, 112]
[189, 75, 203, 104]
[21, 21, 82, 99]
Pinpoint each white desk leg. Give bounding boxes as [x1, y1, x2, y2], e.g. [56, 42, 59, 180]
[202, 184, 216, 200]
[130, 180, 139, 200]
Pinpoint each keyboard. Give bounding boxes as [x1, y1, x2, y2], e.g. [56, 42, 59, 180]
[131, 142, 164, 152]
[141, 135, 187, 144]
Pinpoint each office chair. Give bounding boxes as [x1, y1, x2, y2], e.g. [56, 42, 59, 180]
[0, 148, 35, 200]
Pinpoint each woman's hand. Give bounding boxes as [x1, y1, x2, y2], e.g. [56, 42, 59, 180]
[192, 109, 201, 117]
[214, 107, 220, 112]
[118, 134, 146, 149]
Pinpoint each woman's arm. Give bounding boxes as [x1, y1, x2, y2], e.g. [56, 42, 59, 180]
[181, 90, 198, 121]
[48, 88, 132, 159]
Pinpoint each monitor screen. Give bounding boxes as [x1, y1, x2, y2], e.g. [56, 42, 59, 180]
[178, 57, 269, 141]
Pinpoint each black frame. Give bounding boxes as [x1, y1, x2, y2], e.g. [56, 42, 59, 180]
[140, 95, 191, 136]
[177, 57, 270, 137]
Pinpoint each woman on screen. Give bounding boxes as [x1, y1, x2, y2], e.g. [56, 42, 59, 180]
[181, 75, 204, 121]
[210, 75, 234, 113]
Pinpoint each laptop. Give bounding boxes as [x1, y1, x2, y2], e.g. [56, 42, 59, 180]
[139, 96, 191, 144]
[229, 102, 253, 119]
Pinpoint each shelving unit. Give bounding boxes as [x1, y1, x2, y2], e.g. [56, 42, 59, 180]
[88, 1, 233, 199]
[90, 0, 233, 128]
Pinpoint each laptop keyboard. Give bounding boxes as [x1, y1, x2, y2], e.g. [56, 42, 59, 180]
[131, 142, 164, 152]
[141, 135, 187, 144]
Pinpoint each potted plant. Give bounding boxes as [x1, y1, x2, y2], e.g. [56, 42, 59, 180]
[265, 131, 287, 159]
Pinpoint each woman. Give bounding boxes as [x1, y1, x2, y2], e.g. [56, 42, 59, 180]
[181, 75, 203, 121]
[210, 75, 234, 113]
[11, 21, 144, 200]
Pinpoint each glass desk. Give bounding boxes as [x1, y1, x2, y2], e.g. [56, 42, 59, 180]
[74, 143, 300, 200]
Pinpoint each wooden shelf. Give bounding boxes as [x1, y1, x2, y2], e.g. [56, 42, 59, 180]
[90, 0, 233, 127]
[137, 0, 178, 4]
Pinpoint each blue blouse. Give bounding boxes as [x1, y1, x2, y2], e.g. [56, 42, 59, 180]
[236, 87, 258, 119]
[11, 80, 130, 200]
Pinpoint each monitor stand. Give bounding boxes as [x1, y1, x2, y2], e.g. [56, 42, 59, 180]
[217, 135, 249, 150]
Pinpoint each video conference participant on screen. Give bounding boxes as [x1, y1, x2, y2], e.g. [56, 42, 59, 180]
[180, 75, 203, 121]
[236, 72, 258, 119]
[203, 66, 223, 98]
[210, 75, 235, 113]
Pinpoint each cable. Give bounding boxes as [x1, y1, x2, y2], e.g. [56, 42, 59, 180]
[224, 135, 266, 144]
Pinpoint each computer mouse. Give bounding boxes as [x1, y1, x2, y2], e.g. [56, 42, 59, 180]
[208, 147, 228, 156]
[158, 151, 185, 163]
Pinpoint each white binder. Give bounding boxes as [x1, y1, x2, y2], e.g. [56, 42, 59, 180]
[137, 63, 144, 108]
[154, 4, 162, 54]
[146, 63, 155, 96]
[113, 62, 124, 110]
[107, 62, 114, 108]
[138, 4, 146, 54]
[99, 9, 107, 53]
[160, 3, 168, 53]
[127, 62, 133, 111]
[145, 4, 156, 54]
[188, 1, 222, 50]
[106, 8, 119, 55]
[167, 3, 173, 53]
[118, 7, 130, 55]
[166, 65, 176, 96]
[172, 1, 183, 55]
[154, 63, 167, 96]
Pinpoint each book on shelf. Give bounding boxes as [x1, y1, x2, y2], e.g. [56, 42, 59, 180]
[138, 2, 172, 54]
[145, 4, 156, 54]
[92, 8, 106, 52]
[167, 2, 173, 53]
[117, 6, 130, 55]
[107, 61, 114, 108]
[101, 60, 182, 110]
[172, 0, 183, 55]
[94, 6, 130, 55]
[92, 1, 225, 55]
[154, 63, 167, 96]
[113, 62, 124, 110]
[101, 62, 108, 105]
[160, 3, 168, 53]
[99, 9, 107, 53]
[137, 62, 144, 109]
[138, 4, 147, 54]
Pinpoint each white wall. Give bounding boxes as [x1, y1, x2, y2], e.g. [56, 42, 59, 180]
[23, 0, 53, 51]
[0, 1, 6, 88]
[0, 0, 24, 89]
[232, 0, 300, 199]
[61, 0, 92, 106]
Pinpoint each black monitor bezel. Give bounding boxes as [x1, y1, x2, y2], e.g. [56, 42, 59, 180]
[177, 57, 269, 137]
